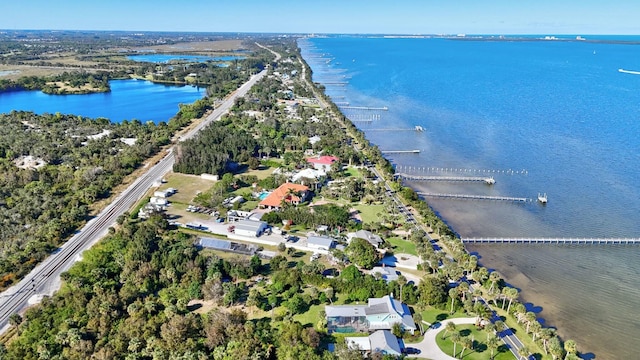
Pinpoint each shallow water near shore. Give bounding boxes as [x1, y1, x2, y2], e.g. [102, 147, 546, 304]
[301, 36, 640, 359]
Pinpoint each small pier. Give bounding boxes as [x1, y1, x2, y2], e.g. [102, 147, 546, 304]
[334, 101, 350, 106]
[418, 192, 530, 202]
[462, 237, 640, 245]
[398, 174, 495, 184]
[341, 106, 389, 111]
[323, 82, 348, 86]
[348, 114, 381, 122]
[381, 150, 421, 154]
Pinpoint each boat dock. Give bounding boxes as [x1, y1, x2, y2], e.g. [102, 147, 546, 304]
[398, 174, 495, 184]
[341, 106, 389, 111]
[381, 150, 421, 154]
[418, 192, 530, 202]
[394, 165, 528, 175]
[367, 126, 424, 132]
[462, 237, 640, 245]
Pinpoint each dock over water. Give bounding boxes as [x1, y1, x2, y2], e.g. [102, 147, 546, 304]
[418, 192, 529, 202]
[398, 174, 495, 184]
[463, 237, 640, 245]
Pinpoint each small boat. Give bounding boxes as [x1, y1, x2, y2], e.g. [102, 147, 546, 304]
[537, 193, 548, 204]
[619, 68, 640, 75]
[484, 177, 496, 185]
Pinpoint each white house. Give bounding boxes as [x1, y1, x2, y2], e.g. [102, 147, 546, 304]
[345, 330, 402, 357]
[371, 266, 399, 282]
[307, 236, 335, 251]
[306, 155, 339, 172]
[233, 219, 268, 237]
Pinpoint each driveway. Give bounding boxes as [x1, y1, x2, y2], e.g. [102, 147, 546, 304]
[409, 317, 476, 359]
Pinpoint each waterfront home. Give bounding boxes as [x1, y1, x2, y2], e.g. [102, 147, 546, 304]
[326, 294, 416, 334]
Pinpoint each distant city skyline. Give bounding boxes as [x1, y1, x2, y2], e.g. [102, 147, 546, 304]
[4, 0, 640, 35]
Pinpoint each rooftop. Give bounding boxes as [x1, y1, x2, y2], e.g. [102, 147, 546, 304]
[259, 182, 309, 208]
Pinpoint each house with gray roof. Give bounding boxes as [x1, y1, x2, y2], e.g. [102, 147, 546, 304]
[326, 295, 416, 334]
[347, 230, 384, 248]
[345, 330, 402, 356]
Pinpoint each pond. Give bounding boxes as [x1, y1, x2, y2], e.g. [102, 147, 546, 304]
[127, 54, 245, 63]
[0, 79, 204, 124]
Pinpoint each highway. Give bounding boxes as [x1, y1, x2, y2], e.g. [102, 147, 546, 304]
[0, 60, 271, 333]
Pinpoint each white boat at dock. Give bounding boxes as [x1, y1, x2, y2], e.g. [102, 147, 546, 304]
[537, 193, 548, 204]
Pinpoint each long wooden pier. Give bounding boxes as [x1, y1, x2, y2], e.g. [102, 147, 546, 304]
[398, 174, 495, 184]
[381, 150, 421, 154]
[341, 106, 389, 111]
[418, 192, 530, 202]
[462, 237, 640, 245]
[394, 165, 528, 175]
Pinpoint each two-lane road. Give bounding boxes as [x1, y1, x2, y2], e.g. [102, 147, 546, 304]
[0, 64, 271, 333]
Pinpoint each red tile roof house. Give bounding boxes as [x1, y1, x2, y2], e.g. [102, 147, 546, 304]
[259, 183, 310, 209]
[306, 155, 339, 172]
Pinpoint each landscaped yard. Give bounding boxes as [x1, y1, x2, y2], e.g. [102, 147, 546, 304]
[387, 236, 417, 256]
[436, 324, 515, 360]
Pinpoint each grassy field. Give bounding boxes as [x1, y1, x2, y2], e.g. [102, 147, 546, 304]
[387, 236, 418, 256]
[436, 324, 515, 360]
[352, 204, 385, 224]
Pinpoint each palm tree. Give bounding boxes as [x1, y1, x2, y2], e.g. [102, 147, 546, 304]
[529, 321, 542, 341]
[413, 312, 424, 335]
[486, 335, 500, 360]
[473, 302, 490, 326]
[443, 321, 457, 339]
[458, 281, 470, 302]
[564, 339, 577, 358]
[539, 328, 557, 355]
[525, 312, 537, 333]
[506, 287, 519, 313]
[488, 271, 501, 293]
[450, 333, 461, 358]
[449, 288, 459, 314]
[484, 323, 496, 340]
[518, 346, 531, 360]
[397, 275, 407, 302]
[460, 337, 473, 358]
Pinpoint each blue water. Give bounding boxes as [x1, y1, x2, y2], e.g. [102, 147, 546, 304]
[301, 36, 640, 360]
[0, 79, 204, 123]
[127, 54, 245, 63]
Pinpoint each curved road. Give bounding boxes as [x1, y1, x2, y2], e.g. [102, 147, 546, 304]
[0, 51, 275, 333]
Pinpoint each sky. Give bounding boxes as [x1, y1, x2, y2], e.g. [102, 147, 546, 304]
[3, 0, 640, 35]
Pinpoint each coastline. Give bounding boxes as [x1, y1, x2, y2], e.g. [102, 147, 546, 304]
[297, 39, 597, 359]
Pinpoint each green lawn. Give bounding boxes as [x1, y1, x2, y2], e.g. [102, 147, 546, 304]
[436, 324, 515, 360]
[343, 166, 363, 179]
[387, 236, 417, 256]
[352, 204, 385, 224]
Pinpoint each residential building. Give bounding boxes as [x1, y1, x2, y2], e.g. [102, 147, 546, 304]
[307, 155, 339, 172]
[326, 295, 416, 334]
[347, 230, 384, 248]
[259, 182, 310, 209]
[307, 236, 335, 251]
[345, 330, 402, 357]
[371, 266, 399, 282]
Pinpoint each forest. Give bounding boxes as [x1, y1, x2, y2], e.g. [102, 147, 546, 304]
[0, 111, 175, 290]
